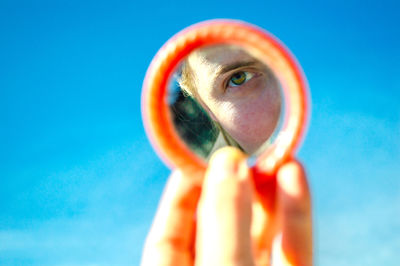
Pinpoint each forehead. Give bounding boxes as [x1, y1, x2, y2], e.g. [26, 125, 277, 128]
[186, 45, 256, 77]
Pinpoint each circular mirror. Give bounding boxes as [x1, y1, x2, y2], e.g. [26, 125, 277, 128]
[142, 19, 309, 178]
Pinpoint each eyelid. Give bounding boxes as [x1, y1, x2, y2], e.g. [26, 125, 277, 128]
[221, 65, 263, 91]
[225, 70, 255, 88]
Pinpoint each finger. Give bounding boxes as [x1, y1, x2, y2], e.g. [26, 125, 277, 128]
[274, 160, 312, 266]
[142, 170, 201, 266]
[196, 147, 255, 266]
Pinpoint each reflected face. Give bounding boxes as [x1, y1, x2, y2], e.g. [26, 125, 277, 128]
[181, 45, 282, 155]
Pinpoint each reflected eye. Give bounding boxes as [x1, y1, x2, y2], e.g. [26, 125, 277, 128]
[228, 71, 254, 87]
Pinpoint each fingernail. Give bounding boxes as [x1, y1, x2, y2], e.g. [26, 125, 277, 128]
[237, 159, 249, 180]
[209, 150, 241, 175]
[207, 148, 250, 182]
[278, 162, 304, 197]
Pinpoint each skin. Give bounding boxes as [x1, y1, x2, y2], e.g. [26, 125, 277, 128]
[184, 45, 282, 154]
[142, 147, 313, 266]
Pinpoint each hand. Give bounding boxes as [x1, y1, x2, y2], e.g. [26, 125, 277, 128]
[142, 147, 312, 265]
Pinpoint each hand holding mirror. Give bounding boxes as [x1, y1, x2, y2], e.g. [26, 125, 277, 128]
[142, 19, 309, 181]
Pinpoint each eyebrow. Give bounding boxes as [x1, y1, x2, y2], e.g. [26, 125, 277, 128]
[216, 60, 258, 76]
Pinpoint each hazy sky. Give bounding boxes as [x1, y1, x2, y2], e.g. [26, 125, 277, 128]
[1, 0, 399, 265]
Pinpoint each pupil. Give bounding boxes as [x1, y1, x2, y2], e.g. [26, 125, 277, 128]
[233, 72, 245, 84]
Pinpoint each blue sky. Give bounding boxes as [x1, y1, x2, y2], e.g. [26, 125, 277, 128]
[1, 0, 399, 265]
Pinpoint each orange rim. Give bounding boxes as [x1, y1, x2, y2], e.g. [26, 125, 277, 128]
[142, 19, 310, 176]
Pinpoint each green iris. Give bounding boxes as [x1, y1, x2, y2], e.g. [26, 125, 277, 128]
[230, 71, 247, 86]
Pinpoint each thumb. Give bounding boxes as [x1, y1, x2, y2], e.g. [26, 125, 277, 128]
[196, 147, 255, 266]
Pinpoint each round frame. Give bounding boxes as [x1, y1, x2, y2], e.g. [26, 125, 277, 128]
[142, 19, 309, 178]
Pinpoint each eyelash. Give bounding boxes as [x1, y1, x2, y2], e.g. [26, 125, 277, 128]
[227, 71, 254, 87]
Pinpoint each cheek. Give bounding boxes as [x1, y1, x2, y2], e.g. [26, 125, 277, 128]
[236, 99, 280, 136]
[215, 88, 281, 147]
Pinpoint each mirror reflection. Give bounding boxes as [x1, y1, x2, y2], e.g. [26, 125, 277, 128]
[168, 44, 283, 160]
